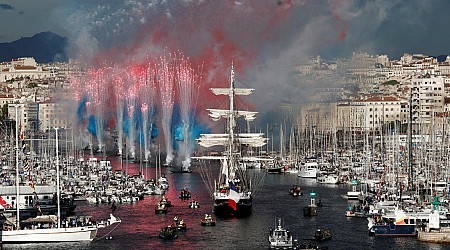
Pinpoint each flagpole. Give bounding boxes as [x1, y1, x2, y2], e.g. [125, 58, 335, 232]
[15, 105, 20, 230]
[55, 127, 61, 228]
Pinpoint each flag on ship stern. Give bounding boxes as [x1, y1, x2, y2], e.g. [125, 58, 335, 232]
[228, 182, 240, 211]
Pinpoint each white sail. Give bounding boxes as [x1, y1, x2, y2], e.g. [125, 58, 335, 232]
[210, 88, 254, 96]
[198, 133, 266, 148]
[207, 109, 258, 122]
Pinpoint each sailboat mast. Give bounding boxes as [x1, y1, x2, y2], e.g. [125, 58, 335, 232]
[15, 106, 20, 230]
[56, 128, 61, 228]
[228, 65, 236, 183]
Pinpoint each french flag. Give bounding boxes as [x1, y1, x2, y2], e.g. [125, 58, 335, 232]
[228, 182, 240, 211]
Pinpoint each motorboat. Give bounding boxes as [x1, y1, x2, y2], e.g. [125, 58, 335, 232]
[314, 228, 332, 241]
[201, 214, 216, 226]
[159, 225, 178, 240]
[155, 202, 168, 214]
[189, 200, 200, 209]
[316, 173, 340, 184]
[268, 218, 294, 249]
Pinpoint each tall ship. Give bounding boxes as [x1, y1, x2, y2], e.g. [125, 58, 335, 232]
[195, 65, 267, 217]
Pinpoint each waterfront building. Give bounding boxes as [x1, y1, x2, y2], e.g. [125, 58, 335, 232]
[409, 74, 445, 132]
[38, 99, 71, 131]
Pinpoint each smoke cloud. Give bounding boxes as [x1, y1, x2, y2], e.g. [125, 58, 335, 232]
[53, 0, 449, 127]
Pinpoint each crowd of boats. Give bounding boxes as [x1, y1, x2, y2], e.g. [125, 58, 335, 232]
[279, 152, 450, 245]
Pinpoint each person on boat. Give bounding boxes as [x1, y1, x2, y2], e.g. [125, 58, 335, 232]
[111, 200, 117, 213]
[174, 215, 179, 224]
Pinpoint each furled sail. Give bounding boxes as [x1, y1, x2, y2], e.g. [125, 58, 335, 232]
[207, 109, 258, 122]
[210, 88, 254, 96]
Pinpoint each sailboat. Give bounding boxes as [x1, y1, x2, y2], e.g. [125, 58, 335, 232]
[195, 64, 267, 217]
[1, 123, 119, 243]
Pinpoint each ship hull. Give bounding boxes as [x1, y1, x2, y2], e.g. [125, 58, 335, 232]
[370, 224, 416, 236]
[1, 226, 98, 243]
[213, 198, 252, 218]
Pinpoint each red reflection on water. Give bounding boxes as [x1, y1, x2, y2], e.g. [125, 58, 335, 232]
[75, 156, 216, 249]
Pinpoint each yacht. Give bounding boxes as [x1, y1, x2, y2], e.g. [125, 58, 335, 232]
[297, 158, 318, 178]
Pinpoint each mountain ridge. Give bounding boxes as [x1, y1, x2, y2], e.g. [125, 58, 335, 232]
[0, 31, 67, 63]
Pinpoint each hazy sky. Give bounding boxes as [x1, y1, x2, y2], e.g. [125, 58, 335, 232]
[1, 0, 449, 60]
[3, 0, 450, 113]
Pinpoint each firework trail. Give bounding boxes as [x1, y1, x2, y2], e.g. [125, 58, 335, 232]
[157, 54, 175, 165]
[113, 68, 126, 156]
[175, 54, 202, 171]
[139, 64, 157, 162]
[124, 69, 139, 159]
[90, 68, 109, 153]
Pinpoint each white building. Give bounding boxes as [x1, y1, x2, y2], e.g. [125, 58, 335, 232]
[38, 99, 71, 131]
[337, 96, 406, 131]
[409, 74, 445, 129]
[0, 57, 55, 82]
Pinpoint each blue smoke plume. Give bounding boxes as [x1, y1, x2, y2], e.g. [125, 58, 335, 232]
[76, 96, 88, 124]
[87, 115, 97, 137]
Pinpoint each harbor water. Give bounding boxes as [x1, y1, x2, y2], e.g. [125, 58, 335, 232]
[3, 158, 448, 250]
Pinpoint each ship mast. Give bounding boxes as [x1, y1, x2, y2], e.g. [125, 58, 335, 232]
[228, 64, 236, 183]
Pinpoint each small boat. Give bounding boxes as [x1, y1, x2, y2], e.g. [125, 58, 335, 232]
[289, 185, 303, 196]
[173, 216, 186, 232]
[346, 204, 370, 218]
[267, 159, 284, 174]
[268, 218, 294, 249]
[155, 202, 168, 214]
[189, 200, 200, 209]
[170, 167, 193, 173]
[314, 229, 332, 241]
[179, 189, 192, 199]
[345, 210, 356, 217]
[201, 214, 216, 226]
[316, 173, 340, 184]
[160, 196, 171, 207]
[159, 225, 178, 240]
